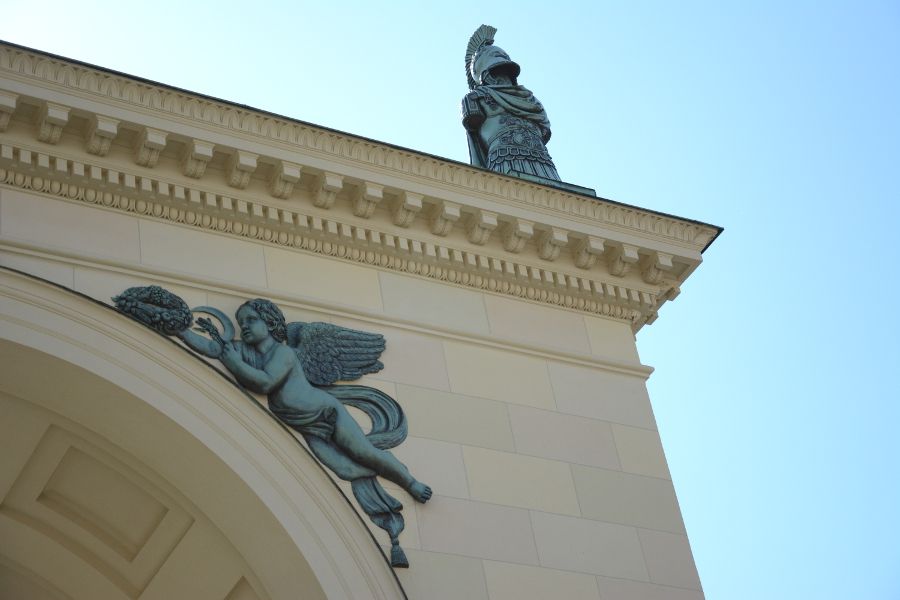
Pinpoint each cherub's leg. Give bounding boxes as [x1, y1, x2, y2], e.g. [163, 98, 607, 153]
[332, 406, 432, 503]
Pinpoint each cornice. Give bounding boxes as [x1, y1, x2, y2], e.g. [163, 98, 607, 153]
[0, 43, 720, 249]
[0, 42, 721, 331]
[0, 139, 667, 329]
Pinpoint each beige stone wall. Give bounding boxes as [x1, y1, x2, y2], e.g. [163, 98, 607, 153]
[1, 185, 702, 599]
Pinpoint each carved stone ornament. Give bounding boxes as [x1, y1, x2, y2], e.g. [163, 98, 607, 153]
[501, 218, 534, 253]
[36, 102, 69, 144]
[226, 150, 258, 189]
[134, 127, 167, 168]
[85, 115, 119, 156]
[269, 160, 301, 199]
[0, 90, 15, 132]
[392, 191, 423, 227]
[182, 139, 214, 179]
[113, 286, 432, 568]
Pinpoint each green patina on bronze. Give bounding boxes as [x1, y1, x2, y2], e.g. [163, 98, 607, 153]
[113, 286, 431, 568]
[462, 25, 561, 182]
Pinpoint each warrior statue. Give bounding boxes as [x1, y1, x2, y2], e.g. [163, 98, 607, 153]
[113, 286, 431, 568]
[462, 25, 560, 181]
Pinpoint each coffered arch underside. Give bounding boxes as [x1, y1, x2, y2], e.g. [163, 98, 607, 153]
[0, 268, 406, 600]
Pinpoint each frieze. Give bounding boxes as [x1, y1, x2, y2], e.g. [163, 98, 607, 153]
[0, 142, 660, 328]
[0, 44, 718, 249]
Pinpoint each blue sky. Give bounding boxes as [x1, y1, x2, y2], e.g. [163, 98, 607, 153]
[4, 2, 899, 598]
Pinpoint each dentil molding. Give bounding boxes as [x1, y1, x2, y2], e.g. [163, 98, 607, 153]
[0, 42, 721, 330]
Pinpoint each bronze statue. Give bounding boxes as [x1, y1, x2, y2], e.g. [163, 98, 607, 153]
[113, 286, 431, 567]
[462, 25, 560, 181]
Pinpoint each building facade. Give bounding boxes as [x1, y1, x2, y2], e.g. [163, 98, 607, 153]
[0, 42, 719, 599]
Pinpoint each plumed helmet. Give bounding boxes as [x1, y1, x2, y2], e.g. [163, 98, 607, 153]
[465, 25, 521, 89]
[471, 44, 521, 86]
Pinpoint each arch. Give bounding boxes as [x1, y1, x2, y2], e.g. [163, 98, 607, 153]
[0, 268, 406, 600]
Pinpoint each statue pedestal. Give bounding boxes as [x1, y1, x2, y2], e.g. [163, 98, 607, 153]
[510, 170, 598, 197]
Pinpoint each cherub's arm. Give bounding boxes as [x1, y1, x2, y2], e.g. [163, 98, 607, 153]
[176, 328, 223, 358]
[220, 343, 294, 394]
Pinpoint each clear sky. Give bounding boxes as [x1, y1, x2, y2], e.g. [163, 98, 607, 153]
[4, 1, 898, 598]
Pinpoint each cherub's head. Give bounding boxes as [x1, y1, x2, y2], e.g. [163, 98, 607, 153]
[236, 299, 287, 344]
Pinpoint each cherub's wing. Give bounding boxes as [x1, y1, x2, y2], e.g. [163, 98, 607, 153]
[286, 322, 386, 386]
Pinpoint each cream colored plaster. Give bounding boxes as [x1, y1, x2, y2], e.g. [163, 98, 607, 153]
[612, 423, 671, 479]
[226, 578, 264, 600]
[395, 550, 489, 600]
[0, 189, 140, 262]
[483, 561, 601, 600]
[443, 341, 555, 409]
[204, 291, 324, 329]
[0, 393, 49, 501]
[530, 511, 649, 580]
[584, 315, 641, 364]
[637, 529, 702, 590]
[338, 323, 451, 391]
[415, 495, 539, 564]
[139, 221, 267, 287]
[392, 436, 470, 499]
[395, 384, 515, 452]
[508, 405, 620, 470]
[73, 267, 208, 310]
[265, 247, 383, 312]
[0, 251, 74, 288]
[138, 524, 249, 600]
[379, 271, 490, 335]
[549, 362, 655, 428]
[595, 575, 704, 600]
[572, 465, 685, 534]
[0, 560, 68, 600]
[463, 447, 580, 516]
[483, 294, 591, 354]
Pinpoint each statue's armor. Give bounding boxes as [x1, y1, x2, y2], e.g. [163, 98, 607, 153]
[462, 91, 560, 181]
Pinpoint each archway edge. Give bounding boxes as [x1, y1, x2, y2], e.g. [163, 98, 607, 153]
[0, 268, 406, 600]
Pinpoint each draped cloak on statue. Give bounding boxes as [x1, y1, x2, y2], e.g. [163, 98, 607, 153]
[463, 84, 560, 181]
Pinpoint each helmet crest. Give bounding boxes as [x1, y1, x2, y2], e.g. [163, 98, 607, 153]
[466, 25, 522, 89]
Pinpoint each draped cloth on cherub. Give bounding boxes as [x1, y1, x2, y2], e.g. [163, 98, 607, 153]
[269, 382, 411, 568]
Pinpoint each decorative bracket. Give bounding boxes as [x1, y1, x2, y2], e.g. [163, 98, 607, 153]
[36, 102, 69, 144]
[85, 115, 119, 156]
[182, 139, 214, 179]
[501, 218, 534, 253]
[572, 236, 605, 269]
[352, 182, 384, 218]
[0, 91, 17, 132]
[269, 160, 302, 199]
[641, 251, 674, 284]
[392, 191, 423, 227]
[607, 243, 640, 276]
[430, 201, 461, 236]
[313, 172, 343, 208]
[536, 227, 568, 261]
[466, 209, 498, 245]
[134, 127, 167, 168]
[226, 150, 258, 189]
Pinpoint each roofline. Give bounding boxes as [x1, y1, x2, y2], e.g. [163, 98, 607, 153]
[0, 39, 723, 250]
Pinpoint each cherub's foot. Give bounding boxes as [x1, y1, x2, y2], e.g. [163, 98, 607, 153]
[408, 480, 432, 503]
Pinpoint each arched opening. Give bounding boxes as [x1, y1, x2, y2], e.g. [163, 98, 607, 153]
[0, 268, 405, 600]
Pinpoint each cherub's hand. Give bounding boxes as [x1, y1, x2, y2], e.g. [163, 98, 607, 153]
[219, 341, 241, 368]
[194, 317, 225, 344]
